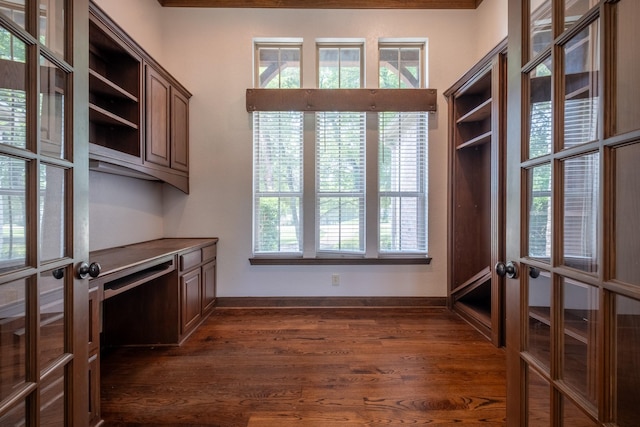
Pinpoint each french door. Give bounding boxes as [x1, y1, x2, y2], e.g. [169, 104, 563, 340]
[0, 0, 89, 425]
[506, 0, 640, 425]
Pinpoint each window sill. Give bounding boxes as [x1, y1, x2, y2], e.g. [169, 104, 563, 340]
[249, 257, 431, 266]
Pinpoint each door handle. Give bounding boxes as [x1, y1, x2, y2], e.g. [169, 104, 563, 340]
[77, 262, 102, 279]
[495, 261, 519, 279]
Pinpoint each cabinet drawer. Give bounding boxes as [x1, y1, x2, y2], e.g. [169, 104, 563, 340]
[202, 244, 217, 262]
[180, 249, 201, 272]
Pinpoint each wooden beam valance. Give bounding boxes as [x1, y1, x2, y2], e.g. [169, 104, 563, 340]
[159, 0, 483, 9]
[246, 88, 437, 112]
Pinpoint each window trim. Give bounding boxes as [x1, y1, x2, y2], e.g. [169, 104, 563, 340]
[248, 256, 431, 265]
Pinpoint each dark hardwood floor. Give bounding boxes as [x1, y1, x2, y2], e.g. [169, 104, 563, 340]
[100, 307, 506, 426]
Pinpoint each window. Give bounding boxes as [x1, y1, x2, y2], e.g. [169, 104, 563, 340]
[378, 43, 428, 253]
[252, 39, 429, 262]
[253, 42, 303, 254]
[316, 43, 365, 254]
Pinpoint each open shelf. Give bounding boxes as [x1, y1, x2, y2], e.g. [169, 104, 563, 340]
[456, 131, 492, 150]
[89, 69, 138, 102]
[445, 38, 507, 347]
[89, 103, 139, 129]
[451, 265, 491, 297]
[457, 98, 492, 124]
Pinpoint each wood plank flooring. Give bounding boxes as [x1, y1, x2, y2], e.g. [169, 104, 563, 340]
[100, 307, 506, 426]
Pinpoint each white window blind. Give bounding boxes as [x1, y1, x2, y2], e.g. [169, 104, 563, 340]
[316, 111, 366, 253]
[253, 111, 304, 254]
[0, 155, 26, 266]
[379, 111, 428, 253]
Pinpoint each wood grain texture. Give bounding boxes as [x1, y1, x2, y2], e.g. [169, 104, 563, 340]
[157, 0, 483, 9]
[100, 307, 506, 426]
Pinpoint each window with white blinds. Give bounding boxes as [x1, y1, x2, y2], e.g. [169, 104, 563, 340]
[253, 111, 304, 254]
[252, 39, 430, 259]
[316, 112, 366, 253]
[379, 112, 428, 253]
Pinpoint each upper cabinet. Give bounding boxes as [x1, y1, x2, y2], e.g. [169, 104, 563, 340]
[88, 2, 192, 193]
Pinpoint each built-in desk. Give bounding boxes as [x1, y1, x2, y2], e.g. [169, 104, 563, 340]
[88, 238, 218, 426]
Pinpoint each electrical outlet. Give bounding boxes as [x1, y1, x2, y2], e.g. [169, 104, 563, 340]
[331, 274, 340, 286]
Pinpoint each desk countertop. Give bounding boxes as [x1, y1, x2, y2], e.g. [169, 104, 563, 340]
[90, 238, 218, 278]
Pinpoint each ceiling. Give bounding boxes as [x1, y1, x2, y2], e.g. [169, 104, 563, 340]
[156, 0, 484, 9]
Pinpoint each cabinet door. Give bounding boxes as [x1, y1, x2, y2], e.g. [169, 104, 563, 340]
[145, 65, 171, 167]
[171, 88, 189, 172]
[202, 261, 216, 313]
[180, 269, 201, 334]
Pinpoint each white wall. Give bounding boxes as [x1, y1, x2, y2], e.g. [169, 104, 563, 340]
[90, 1, 508, 298]
[476, 0, 508, 60]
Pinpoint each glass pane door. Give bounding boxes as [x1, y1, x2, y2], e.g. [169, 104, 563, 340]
[0, 0, 89, 425]
[508, 0, 640, 425]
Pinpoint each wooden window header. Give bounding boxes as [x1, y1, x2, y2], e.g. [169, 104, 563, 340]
[246, 88, 437, 112]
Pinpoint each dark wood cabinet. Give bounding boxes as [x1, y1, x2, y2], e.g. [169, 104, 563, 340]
[180, 268, 202, 334]
[88, 2, 191, 193]
[171, 87, 190, 172]
[445, 39, 507, 347]
[145, 65, 171, 168]
[178, 243, 218, 336]
[88, 238, 218, 426]
[145, 64, 191, 175]
[202, 261, 217, 312]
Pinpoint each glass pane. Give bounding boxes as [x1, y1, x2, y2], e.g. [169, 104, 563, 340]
[564, 0, 598, 30]
[563, 153, 599, 273]
[39, 267, 65, 370]
[528, 268, 552, 369]
[0, 1, 25, 30]
[255, 197, 301, 253]
[340, 48, 361, 89]
[0, 400, 25, 426]
[318, 48, 339, 89]
[614, 143, 640, 285]
[563, 21, 599, 149]
[380, 47, 422, 89]
[379, 111, 428, 253]
[39, 164, 65, 261]
[615, 0, 640, 135]
[399, 48, 420, 88]
[318, 47, 361, 89]
[0, 155, 27, 272]
[530, 0, 552, 59]
[39, 57, 66, 159]
[317, 196, 363, 252]
[380, 196, 426, 252]
[562, 395, 599, 426]
[39, 0, 65, 58]
[0, 277, 28, 401]
[528, 164, 552, 261]
[257, 47, 300, 89]
[562, 278, 598, 406]
[615, 294, 640, 427]
[40, 363, 65, 425]
[0, 27, 28, 150]
[528, 57, 553, 158]
[528, 365, 551, 426]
